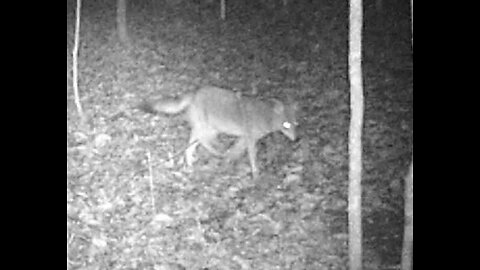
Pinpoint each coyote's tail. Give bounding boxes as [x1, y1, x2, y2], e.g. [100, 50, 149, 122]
[138, 93, 194, 115]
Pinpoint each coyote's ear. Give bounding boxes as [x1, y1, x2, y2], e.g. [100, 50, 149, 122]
[272, 99, 285, 114]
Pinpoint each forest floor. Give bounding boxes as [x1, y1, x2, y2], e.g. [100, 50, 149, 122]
[67, 1, 413, 269]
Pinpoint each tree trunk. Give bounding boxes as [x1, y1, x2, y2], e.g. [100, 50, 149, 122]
[221, 0, 226, 20]
[402, 160, 414, 270]
[73, 0, 85, 123]
[402, 1, 413, 269]
[348, 0, 364, 269]
[117, 0, 130, 46]
[376, 0, 383, 13]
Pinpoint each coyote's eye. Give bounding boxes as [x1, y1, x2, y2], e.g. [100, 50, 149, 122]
[283, 122, 292, 129]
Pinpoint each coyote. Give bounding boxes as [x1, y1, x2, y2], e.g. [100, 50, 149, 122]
[139, 86, 298, 177]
